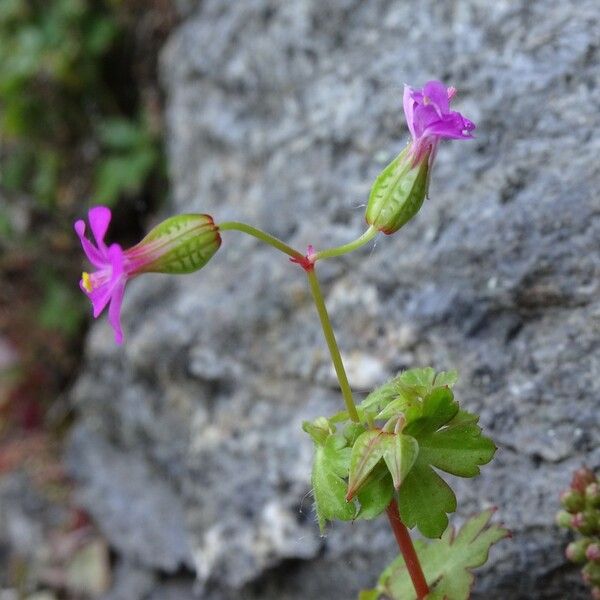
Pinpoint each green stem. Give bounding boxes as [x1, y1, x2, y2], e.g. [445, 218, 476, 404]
[314, 226, 379, 261]
[219, 221, 303, 260]
[306, 267, 360, 423]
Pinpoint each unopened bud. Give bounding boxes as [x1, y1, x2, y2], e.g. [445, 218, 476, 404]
[561, 489, 585, 513]
[572, 511, 599, 536]
[572, 467, 597, 493]
[587, 544, 600, 562]
[583, 561, 600, 586]
[566, 538, 591, 563]
[555, 510, 573, 528]
[586, 483, 600, 508]
[365, 146, 430, 235]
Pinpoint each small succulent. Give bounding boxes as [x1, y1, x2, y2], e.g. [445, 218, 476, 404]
[556, 467, 600, 597]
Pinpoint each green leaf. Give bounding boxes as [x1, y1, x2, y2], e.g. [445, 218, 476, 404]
[397, 386, 495, 537]
[355, 463, 394, 520]
[97, 117, 147, 150]
[347, 430, 390, 500]
[361, 378, 400, 412]
[404, 387, 459, 438]
[375, 394, 421, 422]
[93, 148, 157, 205]
[358, 590, 379, 600]
[311, 434, 354, 531]
[434, 370, 459, 388]
[376, 509, 509, 600]
[418, 413, 496, 478]
[383, 434, 419, 490]
[399, 367, 436, 392]
[302, 417, 333, 445]
[398, 459, 457, 538]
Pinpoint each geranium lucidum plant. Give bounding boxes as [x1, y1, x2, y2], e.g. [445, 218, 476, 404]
[76, 81, 508, 599]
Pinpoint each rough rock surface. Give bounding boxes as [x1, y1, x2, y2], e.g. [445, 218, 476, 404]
[68, 0, 600, 598]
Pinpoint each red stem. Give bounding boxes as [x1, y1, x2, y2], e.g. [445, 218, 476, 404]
[385, 500, 429, 599]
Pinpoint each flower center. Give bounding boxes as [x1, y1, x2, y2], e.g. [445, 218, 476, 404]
[81, 272, 93, 292]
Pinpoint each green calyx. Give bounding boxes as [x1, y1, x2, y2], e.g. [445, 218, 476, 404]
[131, 213, 221, 275]
[303, 367, 496, 538]
[365, 146, 430, 235]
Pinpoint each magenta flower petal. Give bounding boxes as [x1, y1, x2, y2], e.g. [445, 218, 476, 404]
[423, 113, 475, 139]
[403, 80, 475, 165]
[108, 280, 126, 344]
[74, 220, 107, 267]
[87, 283, 115, 318]
[88, 206, 112, 249]
[403, 85, 416, 139]
[107, 243, 124, 278]
[76, 207, 221, 344]
[422, 80, 450, 116]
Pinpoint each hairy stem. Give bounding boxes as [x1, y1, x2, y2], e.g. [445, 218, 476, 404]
[314, 226, 379, 261]
[306, 267, 360, 422]
[386, 499, 430, 599]
[219, 221, 304, 260]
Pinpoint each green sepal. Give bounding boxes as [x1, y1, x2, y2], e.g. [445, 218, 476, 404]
[365, 146, 429, 235]
[372, 509, 509, 600]
[133, 213, 221, 275]
[346, 430, 390, 500]
[383, 434, 419, 490]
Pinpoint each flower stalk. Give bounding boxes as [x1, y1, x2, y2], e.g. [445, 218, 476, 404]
[306, 267, 360, 423]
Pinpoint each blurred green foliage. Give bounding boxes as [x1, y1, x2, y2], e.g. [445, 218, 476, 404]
[0, 0, 161, 209]
[0, 0, 171, 422]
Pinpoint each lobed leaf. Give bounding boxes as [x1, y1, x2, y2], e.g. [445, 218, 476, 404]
[311, 435, 354, 531]
[355, 464, 394, 520]
[373, 509, 509, 600]
[398, 459, 457, 538]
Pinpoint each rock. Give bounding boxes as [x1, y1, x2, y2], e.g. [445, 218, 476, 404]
[68, 0, 600, 598]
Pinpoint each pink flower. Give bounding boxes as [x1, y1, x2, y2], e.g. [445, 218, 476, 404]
[75, 206, 221, 344]
[403, 80, 475, 166]
[75, 207, 127, 344]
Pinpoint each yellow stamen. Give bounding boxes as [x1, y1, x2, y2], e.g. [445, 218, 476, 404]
[81, 272, 93, 292]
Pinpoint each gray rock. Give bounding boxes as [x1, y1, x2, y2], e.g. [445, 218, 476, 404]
[68, 0, 600, 597]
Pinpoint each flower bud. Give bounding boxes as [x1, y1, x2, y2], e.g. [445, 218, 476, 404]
[365, 146, 430, 235]
[586, 543, 600, 562]
[587, 483, 600, 508]
[566, 538, 591, 562]
[555, 510, 573, 528]
[128, 214, 221, 275]
[583, 561, 600, 586]
[572, 467, 596, 493]
[572, 511, 599, 536]
[561, 489, 586, 513]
